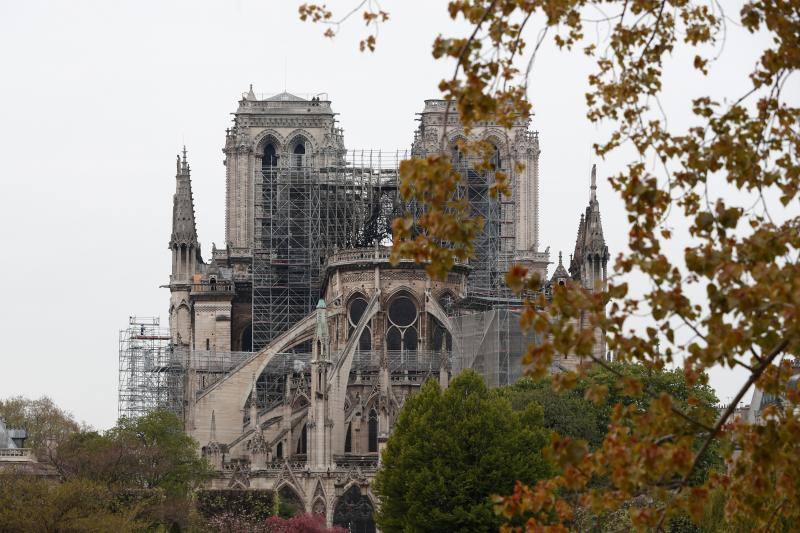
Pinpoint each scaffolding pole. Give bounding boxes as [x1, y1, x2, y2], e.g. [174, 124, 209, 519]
[118, 317, 183, 420]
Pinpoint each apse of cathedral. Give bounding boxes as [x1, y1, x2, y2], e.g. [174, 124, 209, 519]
[153, 87, 609, 529]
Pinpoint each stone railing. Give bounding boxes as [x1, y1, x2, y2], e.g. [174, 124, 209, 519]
[191, 280, 234, 293]
[332, 454, 379, 471]
[325, 246, 467, 269]
[0, 448, 34, 462]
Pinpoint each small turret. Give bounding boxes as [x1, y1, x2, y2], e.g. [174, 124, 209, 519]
[169, 147, 201, 283]
[569, 164, 609, 292]
[551, 251, 570, 286]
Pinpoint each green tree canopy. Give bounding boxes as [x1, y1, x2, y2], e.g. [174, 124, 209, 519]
[54, 410, 210, 498]
[0, 396, 81, 457]
[373, 370, 553, 532]
[45, 410, 211, 529]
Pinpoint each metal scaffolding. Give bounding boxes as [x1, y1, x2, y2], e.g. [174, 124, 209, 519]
[120, 148, 527, 420]
[252, 150, 511, 351]
[118, 317, 183, 420]
[253, 150, 410, 351]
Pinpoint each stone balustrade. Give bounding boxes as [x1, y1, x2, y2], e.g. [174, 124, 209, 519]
[0, 448, 33, 462]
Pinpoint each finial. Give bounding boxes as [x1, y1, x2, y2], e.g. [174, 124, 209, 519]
[210, 410, 217, 442]
[558, 251, 563, 265]
[182, 145, 187, 164]
[590, 164, 597, 202]
[176, 154, 180, 174]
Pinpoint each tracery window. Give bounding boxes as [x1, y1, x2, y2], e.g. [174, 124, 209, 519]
[333, 486, 375, 533]
[489, 143, 502, 170]
[348, 295, 371, 351]
[385, 294, 418, 352]
[292, 140, 306, 167]
[262, 143, 278, 169]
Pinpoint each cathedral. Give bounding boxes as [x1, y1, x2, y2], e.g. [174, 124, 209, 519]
[156, 88, 608, 530]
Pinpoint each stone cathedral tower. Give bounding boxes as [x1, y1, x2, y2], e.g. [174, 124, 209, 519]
[411, 100, 550, 284]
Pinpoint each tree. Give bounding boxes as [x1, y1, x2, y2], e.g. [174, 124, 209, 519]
[53, 411, 210, 497]
[50, 410, 211, 529]
[0, 395, 81, 457]
[302, 1, 799, 529]
[0, 474, 145, 532]
[499, 377, 606, 449]
[373, 370, 553, 532]
[109, 410, 211, 497]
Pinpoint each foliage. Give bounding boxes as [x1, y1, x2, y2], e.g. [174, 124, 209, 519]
[0, 473, 145, 532]
[501, 363, 720, 457]
[53, 410, 211, 498]
[110, 410, 212, 497]
[206, 512, 347, 533]
[197, 489, 278, 522]
[302, 0, 800, 530]
[499, 376, 605, 448]
[373, 370, 553, 532]
[0, 395, 81, 457]
[47, 410, 210, 529]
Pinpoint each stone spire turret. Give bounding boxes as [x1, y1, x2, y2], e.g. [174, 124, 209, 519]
[170, 147, 198, 248]
[551, 251, 570, 285]
[169, 147, 201, 283]
[568, 164, 609, 291]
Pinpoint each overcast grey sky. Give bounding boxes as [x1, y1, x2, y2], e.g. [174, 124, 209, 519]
[1, 1, 789, 429]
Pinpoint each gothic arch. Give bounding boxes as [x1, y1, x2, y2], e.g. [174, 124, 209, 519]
[447, 130, 468, 148]
[332, 485, 376, 533]
[276, 483, 306, 517]
[285, 129, 317, 154]
[312, 479, 328, 515]
[253, 129, 286, 154]
[291, 393, 309, 411]
[448, 133, 468, 167]
[382, 287, 421, 309]
[481, 127, 511, 150]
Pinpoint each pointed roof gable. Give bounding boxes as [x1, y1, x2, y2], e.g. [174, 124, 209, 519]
[170, 147, 198, 248]
[265, 91, 307, 102]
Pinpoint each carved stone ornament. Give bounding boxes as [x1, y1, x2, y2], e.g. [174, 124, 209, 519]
[247, 431, 269, 455]
[228, 462, 251, 489]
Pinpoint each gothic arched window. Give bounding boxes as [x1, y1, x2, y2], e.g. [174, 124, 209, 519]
[333, 486, 375, 532]
[368, 409, 378, 453]
[490, 143, 502, 170]
[263, 143, 278, 169]
[348, 294, 371, 351]
[386, 293, 418, 353]
[292, 140, 306, 167]
[276, 441, 283, 460]
[450, 143, 465, 168]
